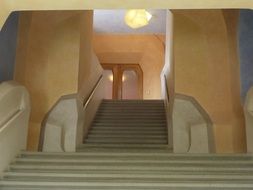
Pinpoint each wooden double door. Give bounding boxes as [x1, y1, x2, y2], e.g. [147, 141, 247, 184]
[102, 64, 143, 100]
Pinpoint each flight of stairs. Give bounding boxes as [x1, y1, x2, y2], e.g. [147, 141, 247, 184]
[81, 100, 168, 149]
[1, 100, 253, 189]
[1, 150, 253, 189]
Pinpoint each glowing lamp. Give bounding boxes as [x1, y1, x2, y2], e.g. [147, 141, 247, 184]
[109, 75, 113, 82]
[125, 9, 152, 29]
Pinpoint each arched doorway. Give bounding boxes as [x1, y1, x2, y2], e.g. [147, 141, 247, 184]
[102, 64, 143, 100]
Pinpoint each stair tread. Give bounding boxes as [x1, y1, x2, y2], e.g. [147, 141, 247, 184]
[2, 180, 253, 188]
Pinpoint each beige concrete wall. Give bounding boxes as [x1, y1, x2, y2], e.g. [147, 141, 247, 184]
[14, 11, 101, 151]
[173, 10, 246, 153]
[93, 34, 165, 99]
[222, 10, 246, 153]
[78, 12, 103, 101]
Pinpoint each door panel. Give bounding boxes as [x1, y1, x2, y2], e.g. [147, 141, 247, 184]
[122, 70, 139, 99]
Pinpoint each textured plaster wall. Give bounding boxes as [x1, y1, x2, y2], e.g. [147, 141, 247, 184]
[0, 12, 19, 82]
[78, 12, 103, 102]
[222, 10, 246, 153]
[93, 34, 165, 99]
[239, 10, 253, 102]
[14, 11, 99, 151]
[173, 10, 246, 153]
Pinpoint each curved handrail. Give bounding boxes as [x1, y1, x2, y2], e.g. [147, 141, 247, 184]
[0, 110, 21, 131]
[83, 75, 103, 109]
[163, 74, 173, 149]
[164, 74, 170, 102]
[0, 81, 30, 176]
[38, 75, 103, 151]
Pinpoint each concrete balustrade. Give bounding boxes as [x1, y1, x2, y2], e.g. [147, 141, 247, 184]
[173, 94, 215, 153]
[0, 81, 30, 177]
[41, 76, 104, 152]
[42, 95, 78, 152]
[245, 86, 253, 153]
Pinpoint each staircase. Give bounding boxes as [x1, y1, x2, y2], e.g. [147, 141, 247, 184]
[1, 100, 253, 189]
[81, 100, 168, 149]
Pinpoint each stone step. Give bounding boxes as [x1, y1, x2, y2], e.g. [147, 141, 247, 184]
[97, 112, 165, 117]
[96, 114, 166, 120]
[84, 138, 167, 144]
[14, 157, 253, 168]
[100, 107, 165, 109]
[4, 172, 253, 182]
[1, 186, 253, 190]
[89, 130, 167, 135]
[87, 134, 168, 139]
[93, 120, 167, 124]
[19, 152, 253, 161]
[94, 117, 166, 123]
[7, 169, 253, 175]
[90, 127, 166, 132]
[103, 99, 164, 103]
[92, 123, 167, 127]
[14, 158, 253, 165]
[101, 104, 164, 106]
[9, 164, 253, 173]
[101, 103, 164, 105]
[99, 107, 165, 110]
[99, 106, 165, 110]
[97, 110, 165, 114]
[1, 180, 253, 189]
[78, 144, 169, 149]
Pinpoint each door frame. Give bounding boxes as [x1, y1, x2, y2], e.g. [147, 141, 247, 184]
[101, 63, 143, 99]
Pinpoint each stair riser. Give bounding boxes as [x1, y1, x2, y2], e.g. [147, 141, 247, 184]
[14, 159, 253, 165]
[93, 121, 166, 125]
[2, 181, 253, 189]
[10, 165, 253, 172]
[7, 170, 253, 175]
[97, 113, 166, 117]
[89, 129, 167, 133]
[97, 111, 166, 114]
[86, 135, 168, 139]
[18, 153, 253, 161]
[95, 116, 166, 120]
[84, 140, 168, 144]
[89, 131, 167, 135]
[78, 144, 169, 148]
[12, 162, 253, 168]
[99, 109, 165, 111]
[1, 187, 253, 190]
[4, 176, 253, 183]
[18, 152, 253, 161]
[94, 119, 166, 122]
[92, 123, 166, 126]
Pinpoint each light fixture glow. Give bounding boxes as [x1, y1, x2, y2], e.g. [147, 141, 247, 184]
[109, 75, 113, 82]
[122, 75, 126, 82]
[125, 9, 152, 29]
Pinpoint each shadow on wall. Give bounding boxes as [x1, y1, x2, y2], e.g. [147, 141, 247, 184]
[0, 12, 19, 82]
[239, 9, 253, 102]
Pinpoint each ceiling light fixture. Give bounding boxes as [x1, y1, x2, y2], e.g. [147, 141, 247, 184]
[125, 9, 152, 29]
